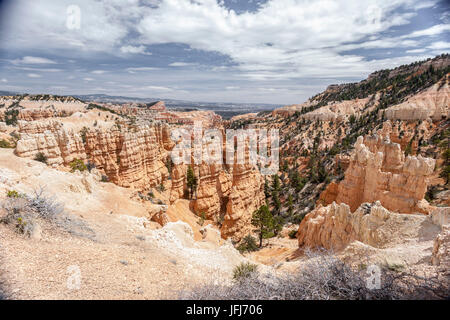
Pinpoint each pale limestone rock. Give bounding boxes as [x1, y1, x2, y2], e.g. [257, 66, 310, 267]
[432, 225, 450, 271]
[384, 80, 449, 121]
[297, 201, 431, 251]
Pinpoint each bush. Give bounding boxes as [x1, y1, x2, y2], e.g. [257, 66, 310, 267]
[237, 234, 259, 253]
[28, 187, 64, 220]
[180, 250, 449, 300]
[101, 175, 109, 182]
[288, 229, 297, 239]
[232, 262, 258, 281]
[69, 159, 87, 172]
[34, 152, 48, 164]
[197, 212, 206, 226]
[1, 187, 63, 236]
[0, 139, 12, 148]
[6, 190, 21, 198]
[4, 109, 19, 126]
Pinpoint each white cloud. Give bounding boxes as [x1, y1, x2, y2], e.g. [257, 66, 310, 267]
[136, 0, 428, 79]
[120, 45, 152, 55]
[91, 70, 107, 74]
[226, 86, 240, 90]
[126, 67, 159, 73]
[27, 73, 42, 78]
[413, 0, 438, 10]
[1, 0, 448, 104]
[404, 24, 450, 38]
[14, 67, 62, 72]
[406, 48, 426, 53]
[168, 62, 197, 67]
[143, 85, 174, 92]
[427, 41, 450, 50]
[1, 78, 7, 83]
[12, 56, 57, 65]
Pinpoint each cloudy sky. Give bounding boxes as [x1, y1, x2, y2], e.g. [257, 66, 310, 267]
[0, 0, 449, 104]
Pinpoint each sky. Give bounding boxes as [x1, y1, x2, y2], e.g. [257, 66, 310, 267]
[0, 0, 449, 104]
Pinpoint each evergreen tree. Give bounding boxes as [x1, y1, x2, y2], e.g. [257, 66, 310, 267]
[264, 177, 270, 200]
[251, 205, 275, 247]
[186, 165, 197, 199]
[287, 194, 294, 216]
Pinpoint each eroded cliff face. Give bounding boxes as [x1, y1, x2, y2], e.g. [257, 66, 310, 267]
[15, 121, 171, 189]
[322, 122, 435, 214]
[193, 163, 232, 220]
[168, 159, 264, 242]
[13, 119, 266, 241]
[15, 121, 86, 166]
[384, 79, 449, 121]
[221, 161, 265, 242]
[84, 126, 170, 189]
[297, 201, 432, 250]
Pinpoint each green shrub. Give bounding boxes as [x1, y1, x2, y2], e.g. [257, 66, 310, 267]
[5, 109, 19, 126]
[237, 234, 259, 253]
[197, 212, 206, 226]
[101, 175, 109, 182]
[233, 262, 258, 281]
[34, 152, 48, 164]
[69, 159, 87, 172]
[7, 190, 20, 198]
[288, 229, 298, 239]
[0, 139, 12, 148]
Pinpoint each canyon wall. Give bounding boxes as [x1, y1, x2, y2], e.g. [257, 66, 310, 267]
[14, 119, 266, 242]
[384, 80, 449, 121]
[15, 121, 171, 189]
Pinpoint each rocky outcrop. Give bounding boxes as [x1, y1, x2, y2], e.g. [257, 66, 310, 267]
[319, 181, 339, 205]
[297, 201, 429, 250]
[15, 122, 170, 189]
[302, 97, 373, 122]
[168, 160, 263, 243]
[193, 163, 232, 219]
[15, 122, 86, 166]
[432, 225, 450, 270]
[84, 126, 169, 189]
[221, 161, 265, 242]
[384, 80, 449, 121]
[322, 122, 435, 214]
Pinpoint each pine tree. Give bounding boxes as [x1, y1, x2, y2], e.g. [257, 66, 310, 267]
[251, 205, 275, 247]
[287, 194, 294, 216]
[264, 177, 270, 200]
[186, 165, 197, 199]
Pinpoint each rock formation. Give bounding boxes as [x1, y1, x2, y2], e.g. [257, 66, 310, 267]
[432, 225, 450, 270]
[193, 163, 232, 219]
[384, 79, 449, 121]
[322, 122, 435, 214]
[297, 201, 431, 250]
[15, 122, 171, 189]
[220, 161, 265, 242]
